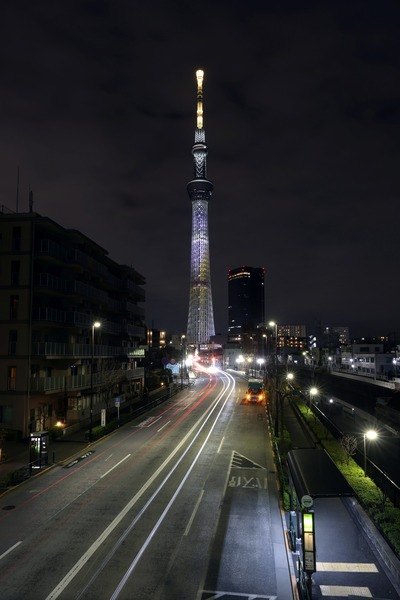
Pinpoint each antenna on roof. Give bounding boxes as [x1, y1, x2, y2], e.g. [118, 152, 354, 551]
[16, 167, 19, 213]
[29, 189, 33, 212]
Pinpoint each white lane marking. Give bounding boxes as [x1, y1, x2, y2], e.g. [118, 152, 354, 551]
[100, 455, 131, 479]
[146, 416, 162, 427]
[110, 373, 236, 600]
[105, 454, 113, 462]
[184, 490, 204, 536]
[0, 541, 22, 561]
[217, 436, 224, 454]
[44, 373, 235, 600]
[157, 420, 171, 432]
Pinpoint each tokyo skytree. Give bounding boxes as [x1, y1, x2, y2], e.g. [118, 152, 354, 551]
[186, 69, 215, 346]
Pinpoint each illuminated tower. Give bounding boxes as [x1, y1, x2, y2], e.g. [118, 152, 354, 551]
[186, 69, 215, 345]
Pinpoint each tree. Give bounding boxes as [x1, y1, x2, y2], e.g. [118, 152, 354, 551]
[340, 434, 357, 465]
[98, 360, 127, 418]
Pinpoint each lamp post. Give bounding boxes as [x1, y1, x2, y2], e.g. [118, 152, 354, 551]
[309, 386, 318, 410]
[257, 357, 265, 375]
[180, 335, 186, 389]
[278, 372, 295, 440]
[268, 321, 278, 363]
[89, 321, 101, 442]
[236, 355, 244, 371]
[363, 429, 378, 476]
[268, 321, 279, 435]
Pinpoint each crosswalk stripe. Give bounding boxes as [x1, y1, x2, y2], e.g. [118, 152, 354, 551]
[320, 585, 372, 597]
[316, 562, 378, 572]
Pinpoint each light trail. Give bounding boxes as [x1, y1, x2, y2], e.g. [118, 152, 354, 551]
[109, 371, 236, 600]
[45, 371, 236, 600]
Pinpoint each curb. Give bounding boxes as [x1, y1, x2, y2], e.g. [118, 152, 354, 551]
[343, 496, 400, 595]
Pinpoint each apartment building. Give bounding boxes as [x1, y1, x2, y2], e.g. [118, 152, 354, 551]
[0, 208, 146, 436]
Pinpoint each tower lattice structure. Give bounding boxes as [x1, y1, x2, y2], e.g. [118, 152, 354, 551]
[186, 69, 215, 346]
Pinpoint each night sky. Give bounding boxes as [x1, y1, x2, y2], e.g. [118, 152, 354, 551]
[1, 0, 399, 340]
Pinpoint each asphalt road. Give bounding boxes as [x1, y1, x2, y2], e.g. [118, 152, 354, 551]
[0, 369, 291, 600]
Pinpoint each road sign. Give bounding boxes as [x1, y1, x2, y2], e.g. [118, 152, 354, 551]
[301, 494, 313, 509]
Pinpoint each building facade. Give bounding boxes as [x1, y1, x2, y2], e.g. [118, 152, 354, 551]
[0, 208, 146, 436]
[186, 69, 215, 346]
[227, 266, 265, 343]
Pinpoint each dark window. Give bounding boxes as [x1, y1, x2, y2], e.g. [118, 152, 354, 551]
[10, 295, 19, 319]
[0, 405, 12, 424]
[8, 330, 17, 355]
[7, 366, 16, 391]
[11, 261, 20, 285]
[12, 227, 22, 251]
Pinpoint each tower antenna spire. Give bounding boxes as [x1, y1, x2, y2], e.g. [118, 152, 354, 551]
[196, 69, 204, 129]
[186, 69, 215, 346]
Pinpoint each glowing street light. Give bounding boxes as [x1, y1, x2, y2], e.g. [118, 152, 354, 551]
[236, 355, 244, 370]
[257, 357, 265, 373]
[363, 429, 378, 476]
[268, 321, 277, 350]
[309, 386, 318, 409]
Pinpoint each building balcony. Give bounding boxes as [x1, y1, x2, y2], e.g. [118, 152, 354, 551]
[32, 307, 67, 324]
[31, 342, 126, 358]
[29, 367, 144, 393]
[35, 272, 68, 292]
[125, 324, 146, 338]
[124, 279, 146, 301]
[125, 302, 145, 318]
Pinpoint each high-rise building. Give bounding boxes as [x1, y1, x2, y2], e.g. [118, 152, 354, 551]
[186, 69, 215, 346]
[0, 206, 146, 436]
[332, 326, 350, 345]
[228, 266, 265, 342]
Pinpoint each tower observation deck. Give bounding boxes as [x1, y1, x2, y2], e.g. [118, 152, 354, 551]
[186, 69, 215, 346]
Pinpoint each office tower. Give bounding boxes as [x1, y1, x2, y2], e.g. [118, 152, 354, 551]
[228, 266, 265, 342]
[186, 69, 215, 346]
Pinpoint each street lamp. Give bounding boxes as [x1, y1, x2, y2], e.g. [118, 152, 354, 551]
[363, 429, 378, 476]
[180, 335, 186, 389]
[268, 321, 278, 362]
[309, 386, 318, 409]
[236, 355, 244, 371]
[277, 372, 295, 440]
[89, 321, 101, 442]
[257, 357, 265, 375]
[268, 321, 279, 434]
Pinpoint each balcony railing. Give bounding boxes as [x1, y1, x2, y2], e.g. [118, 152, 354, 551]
[125, 302, 145, 318]
[31, 342, 127, 357]
[32, 307, 67, 323]
[35, 273, 68, 292]
[125, 324, 146, 337]
[29, 367, 144, 392]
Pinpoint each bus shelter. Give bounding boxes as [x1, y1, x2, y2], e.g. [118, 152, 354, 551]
[286, 448, 354, 596]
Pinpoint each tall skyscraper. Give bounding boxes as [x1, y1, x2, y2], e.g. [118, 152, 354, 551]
[228, 266, 265, 342]
[186, 69, 215, 346]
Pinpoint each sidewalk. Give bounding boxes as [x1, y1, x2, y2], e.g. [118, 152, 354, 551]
[0, 429, 90, 495]
[283, 399, 400, 599]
